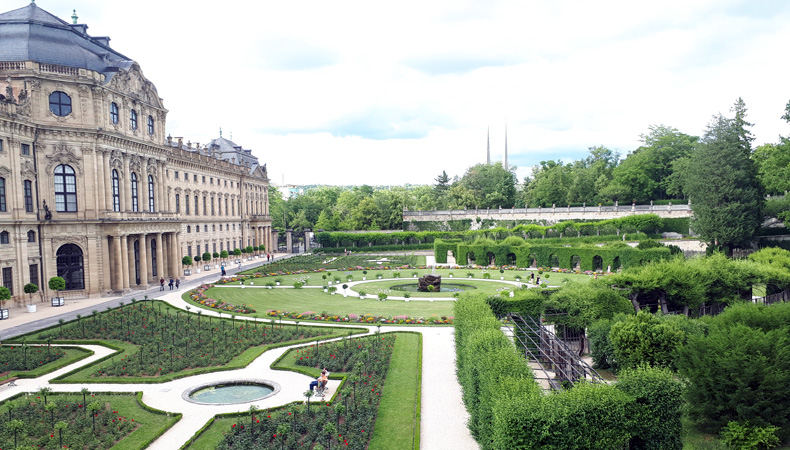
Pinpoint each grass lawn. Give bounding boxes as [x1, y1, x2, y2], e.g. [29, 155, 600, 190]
[0, 392, 180, 450]
[184, 332, 422, 450]
[2, 346, 93, 379]
[189, 287, 457, 320]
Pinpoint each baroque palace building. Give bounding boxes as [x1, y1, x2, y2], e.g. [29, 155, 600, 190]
[0, 3, 272, 302]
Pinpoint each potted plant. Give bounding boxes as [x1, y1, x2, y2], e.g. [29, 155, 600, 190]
[245, 246, 254, 260]
[182, 256, 193, 276]
[202, 252, 212, 271]
[25, 283, 40, 310]
[194, 254, 202, 273]
[275, 277, 282, 286]
[328, 286, 337, 295]
[412, 271, 418, 278]
[449, 272, 454, 278]
[0, 286, 10, 320]
[500, 268, 505, 280]
[213, 252, 220, 268]
[515, 275, 522, 282]
[266, 281, 275, 289]
[358, 290, 366, 299]
[48, 277, 66, 309]
[377, 292, 388, 301]
[342, 283, 349, 297]
[362, 270, 367, 280]
[467, 272, 474, 278]
[233, 248, 242, 264]
[220, 250, 229, 265]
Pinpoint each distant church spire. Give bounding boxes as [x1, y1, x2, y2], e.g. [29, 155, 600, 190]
[486, 126, 490, 165]
[504, 122, 508, 170]
[219, 127, 222, 137]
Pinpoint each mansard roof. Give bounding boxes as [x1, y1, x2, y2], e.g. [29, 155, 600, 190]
[0, 3, 134, 81]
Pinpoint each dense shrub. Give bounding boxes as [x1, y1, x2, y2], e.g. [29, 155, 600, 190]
[676, 302, 790, 440]
[609, 311, 685, 370]
[615, 366, 684, 450]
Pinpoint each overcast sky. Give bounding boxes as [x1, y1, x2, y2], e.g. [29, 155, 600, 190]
[14, 0, 790, 186]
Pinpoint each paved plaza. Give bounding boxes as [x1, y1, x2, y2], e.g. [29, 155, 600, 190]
[0, 255, 478, 450]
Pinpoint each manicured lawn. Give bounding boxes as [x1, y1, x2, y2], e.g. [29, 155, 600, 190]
[0, 392, 180, 450]
[190, 287, 456, 319]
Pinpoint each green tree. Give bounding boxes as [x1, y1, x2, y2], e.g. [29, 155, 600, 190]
[350, 197, 381, 230]
[685, 105, 764, 251]
[602, 125, 696, 201]
[458, 162, 517, 208]
[522, 160, 571, 207]
[676, 302, 790, 440]
[434, 170, 450, 193]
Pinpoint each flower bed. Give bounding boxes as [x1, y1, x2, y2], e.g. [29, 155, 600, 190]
[265, 309, 453, 325]
[0, 345, 66, 371]
[189, 284, 256, 313]
[220, 334, 397, 450]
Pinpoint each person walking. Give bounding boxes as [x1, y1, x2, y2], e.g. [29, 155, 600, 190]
[168, 277, 174, 290]
[160, 277, 165, 291]
[175, 278, 180, 289]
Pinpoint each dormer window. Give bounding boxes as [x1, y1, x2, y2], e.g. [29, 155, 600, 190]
[49, 91, 72, 116]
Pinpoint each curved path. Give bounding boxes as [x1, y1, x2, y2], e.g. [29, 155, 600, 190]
[0, 257, 479, 450]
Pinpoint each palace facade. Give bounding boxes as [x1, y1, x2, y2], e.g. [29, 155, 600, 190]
[0, 3, 272, 301]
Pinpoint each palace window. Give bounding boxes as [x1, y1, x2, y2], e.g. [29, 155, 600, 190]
[2, 267, 12, 295]
[0, 178, 6, 212]
[27, 230, 35, 243]
[54, 164, 77, 212]
[211, 198, 215, 215]
[175, 171, 179, 179]
[185, 195, 190, 215]
[226, 198, 229, 216]
[131, 172, 139, 212]
[148, 175, 155, 212]
[23, 180, 33, 212]
[196, 225, 200, 233]
[187, 225, 191, 233]
[130, 109, 138, 130]
[21, 143, 30, 155]
[49, 91, 72, 116]
[111, 169, 120, 211]
[110, 102, 119, 124]
[0, 231, 8, 244]
[194, 195, 198, 215]
[151, 239, 158, 277]
[203, 196, 207, 216]
[175, 193, 180, 213]
[147, 115, 154, 135]
[29, 264, 38, 287]
[56, 243, 84, 290]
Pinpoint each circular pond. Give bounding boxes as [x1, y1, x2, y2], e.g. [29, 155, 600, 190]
[183, 379, 280, 405]
[389, 283, 478, 293]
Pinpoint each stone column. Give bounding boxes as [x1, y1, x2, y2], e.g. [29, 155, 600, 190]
[139, 234, 149, 286]
[112, 235, 123, 291]
[286, 230, 293, 253]
[176, 232, 183, 277]
[158, 162, 166, 213]
[155, 233, 164, 279]
[121, 234, 130, 290]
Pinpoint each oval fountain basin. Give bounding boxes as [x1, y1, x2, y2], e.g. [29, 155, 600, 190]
[183, 379, 280, 405]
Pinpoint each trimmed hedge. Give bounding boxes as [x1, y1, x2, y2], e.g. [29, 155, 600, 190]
[314, 243, 432, 253]
[451, 242, 671, 270]
[455, 295, 684, 450]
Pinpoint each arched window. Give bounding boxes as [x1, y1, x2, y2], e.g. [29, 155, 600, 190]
[187, 225, 191, 233]
[27, 230, 35, 243]
[130, 109, 138, 130]
[147, 115, 154, 135]
[151, 239, 157, 277]
[111, 169, 120, 211]
[49, 91, 72, 116]
[54, 164, 77, 212]
[130, 172, 139, 212]
[148, 175, 155, 212]
[56, 243, 84, 290]
[196, 225, 200, 233]
[0, 231, 8, 244]
[110, 102, 119, 124]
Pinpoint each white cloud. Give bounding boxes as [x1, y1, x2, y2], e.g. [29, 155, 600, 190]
[23, 0, 790, 185]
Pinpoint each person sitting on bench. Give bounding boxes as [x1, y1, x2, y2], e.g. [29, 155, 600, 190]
[318, 369, 329, 392]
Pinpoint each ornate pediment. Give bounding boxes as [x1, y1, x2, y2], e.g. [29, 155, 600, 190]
[46, 142, 82, 174]
[20, 159, 36, 179]
[107, 64, 165, 109]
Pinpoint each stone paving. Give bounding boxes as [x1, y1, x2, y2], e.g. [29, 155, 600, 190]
[0, 254, 479, 449]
